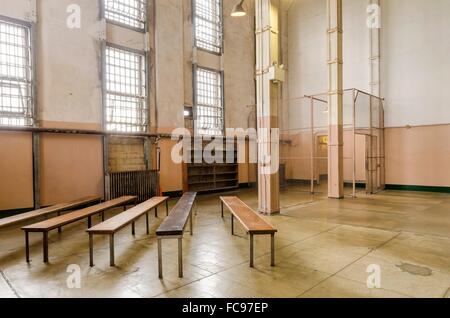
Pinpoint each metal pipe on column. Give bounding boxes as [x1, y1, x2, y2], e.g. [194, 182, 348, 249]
[352, 89, 357, 198]
[32, 132, 40, 209]
[326, 0, 344, 199]
[310, 97, 314, 194]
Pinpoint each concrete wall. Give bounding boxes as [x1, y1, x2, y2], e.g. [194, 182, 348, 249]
[283, 0, 450, 188]
[381, 0, 450, 187]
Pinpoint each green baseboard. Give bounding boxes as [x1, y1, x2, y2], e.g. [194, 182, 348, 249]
[287, 179, 313, 186]
[386, 184, 450, 194]
[344, 182, 366, 189]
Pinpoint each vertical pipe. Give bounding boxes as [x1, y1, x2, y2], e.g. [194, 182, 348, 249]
[326, 0, 344, 199]
[352, 89, 356, 198]
[32, 132, 40, 209]
[310, 97, 314, 194]
[369, 96, 373, 194]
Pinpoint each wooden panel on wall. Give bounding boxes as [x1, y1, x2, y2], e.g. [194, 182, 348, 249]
[0, 132, 34, 211]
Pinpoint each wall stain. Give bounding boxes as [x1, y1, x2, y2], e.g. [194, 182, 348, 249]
[396, 263, 433, 277]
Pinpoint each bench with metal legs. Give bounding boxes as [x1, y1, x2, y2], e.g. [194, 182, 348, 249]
[156, 192, 197, 279]
[0, 196, 103, 231]
[221, 197, 277, 268]
[87, 196, 169, 267]
[22, 196, 137, 263]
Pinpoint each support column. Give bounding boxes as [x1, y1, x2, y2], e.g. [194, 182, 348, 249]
[369, 0, 381, 97]
[368, 0, 382, 193]
[255, 0, 281, 215]
[32, 132, 41, 209]
[327, 0, 344, 199]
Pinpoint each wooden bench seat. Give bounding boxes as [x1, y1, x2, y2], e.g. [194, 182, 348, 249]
[156, 192, 197, 279]
[0, 196, 102, 230]
[220, 196, 277, 268]
[86, 196, 169, 267]
[21, 196, 137, 263]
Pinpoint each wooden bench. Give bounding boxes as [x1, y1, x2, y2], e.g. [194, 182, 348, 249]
[156, 192, 197, 279]
[0, 196, 102, 230]
[220, 196, 277, 268]
[21, 196, 137, 263]
[86, 196, 169, 267]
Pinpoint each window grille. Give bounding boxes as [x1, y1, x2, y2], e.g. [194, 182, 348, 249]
[105, 45, 148, 132]
[194, 0, 223, 54]
[195, 67, 224, 136]
[0, 18, 33, 127]
[105, 0, 147, 30]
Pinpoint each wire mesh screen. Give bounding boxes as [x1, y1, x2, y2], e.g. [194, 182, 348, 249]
[105, 0, 147, 30]
[105, 45, 148, 132]
[194, 0, 222, 54]
[0, 19, 33, 127]
[195, 67, 224, 136]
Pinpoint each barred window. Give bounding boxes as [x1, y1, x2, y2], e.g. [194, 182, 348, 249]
[0, 18, 33, 127]
[105, 0, 147, 30]
[105, 45, 148, 132]
[195, 67, 224, 136]
[194, 0, 222, 54]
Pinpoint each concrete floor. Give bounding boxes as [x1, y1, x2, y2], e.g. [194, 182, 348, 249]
[1, 187, 450, 298]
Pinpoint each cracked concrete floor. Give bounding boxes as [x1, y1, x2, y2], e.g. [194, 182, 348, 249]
[1, 187, 450, 298]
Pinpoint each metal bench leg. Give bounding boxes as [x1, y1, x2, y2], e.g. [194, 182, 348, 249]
[231, 214, 234, 236]
[146, 212, 149, 235]
[109, 234, 115, 267]
[43, 232, 49, 263]
[221, 202, 224, 218]
[25, 231, 30, 263]
[57, 212, 62, 233]
[88, 216, 92, 228]
[132, 222, 135, 236]
[155, 207, 158, 218]
[89, 234, 94, 267]
[101, 211, 105, 222]
[249, 234, 254, 268]
[157, 238, 163, 279]
[271, 233, 275, 267]
[178, 237, 183, 278]
[166, 200, 169, 216]
[190, 212, 193, 236]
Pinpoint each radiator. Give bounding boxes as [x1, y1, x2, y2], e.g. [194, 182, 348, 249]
[107, 170, 159, 203]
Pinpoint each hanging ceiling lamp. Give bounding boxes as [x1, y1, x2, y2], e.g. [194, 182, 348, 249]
[231, 0, 246, 17]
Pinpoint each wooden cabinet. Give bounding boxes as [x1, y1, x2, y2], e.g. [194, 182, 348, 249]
[184, 139, 239, 193]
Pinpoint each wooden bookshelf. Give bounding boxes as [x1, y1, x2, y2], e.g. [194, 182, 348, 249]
[184, 139, 239, 193]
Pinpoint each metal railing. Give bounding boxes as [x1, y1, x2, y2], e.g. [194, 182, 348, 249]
[280, 88, 385, 197]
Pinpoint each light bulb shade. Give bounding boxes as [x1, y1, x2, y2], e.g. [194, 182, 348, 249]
[231, 0, 246, 17]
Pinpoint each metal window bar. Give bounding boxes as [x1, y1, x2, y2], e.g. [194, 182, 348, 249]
[195, 67, 224, 136]
[194, 0, 222, 54]
[105, 0, 147, 30]
[0, 18, 33, 127]
[105, 45, 148, 133]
